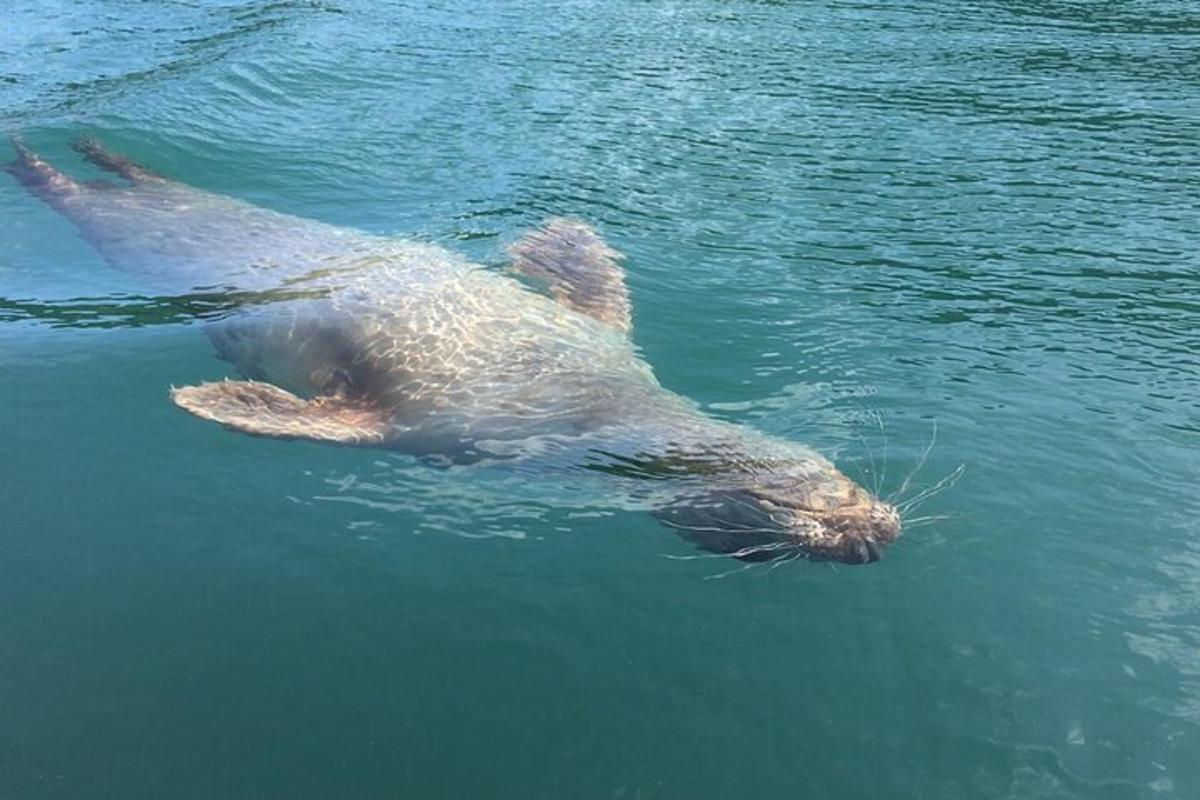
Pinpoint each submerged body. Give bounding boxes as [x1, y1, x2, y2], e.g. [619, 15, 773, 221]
[7, 138, 900, 563]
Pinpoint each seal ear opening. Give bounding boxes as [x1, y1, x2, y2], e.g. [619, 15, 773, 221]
[171, 380, 389, 445]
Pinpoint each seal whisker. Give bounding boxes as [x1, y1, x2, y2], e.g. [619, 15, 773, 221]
[662, 543, 789, 561]
[702, 561, 758, 581]
[902, 514, 951, 527]
[859, 425, 880, 497]
[897, 463, 965, 514]
[695, 505, 778, 534]
[727, 541, 792, 559]
[660, 539, 793, 562]
[716, 492, 803, 529]
[662, 552, 730, 562]
[658, 519, 740, 534]
[898, 462, 964, 510]
[876, 411, 889, 498]
[763, 554, 789, 574]
[764, 549, 805, 574]
[902, 518, 949, 530]
[891, 419, 938, 502]
[718, 492, 769, 518]
[662, 551, 763, 563]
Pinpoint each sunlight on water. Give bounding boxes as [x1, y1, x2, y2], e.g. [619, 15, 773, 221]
[1, 1, 1198, 798]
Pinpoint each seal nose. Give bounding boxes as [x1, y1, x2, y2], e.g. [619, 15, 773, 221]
[803, 501, 899, 564]
[860, 536, 882, 564]
[813, 532, 881, 564]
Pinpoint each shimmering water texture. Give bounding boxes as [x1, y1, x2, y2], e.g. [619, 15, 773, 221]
[2, 2, 1198, 799]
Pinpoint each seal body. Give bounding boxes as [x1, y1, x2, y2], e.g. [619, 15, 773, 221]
[7, 139, 900, 563]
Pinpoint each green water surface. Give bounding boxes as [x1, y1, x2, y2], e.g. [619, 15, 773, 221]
[1, 2, 1198, 798]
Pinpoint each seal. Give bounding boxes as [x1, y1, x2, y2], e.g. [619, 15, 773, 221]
[7, 138, 900, 564]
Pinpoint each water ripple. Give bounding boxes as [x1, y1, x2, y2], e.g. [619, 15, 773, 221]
[2, 1, 1199, 796]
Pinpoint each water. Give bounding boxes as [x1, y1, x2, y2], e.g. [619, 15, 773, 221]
[2, 1, 1198, 797]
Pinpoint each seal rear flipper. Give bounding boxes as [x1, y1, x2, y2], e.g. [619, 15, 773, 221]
[508, 218, 632, 333]
[71, 137, 163, 183]
[6, 137, 84, 211]
[171, 380, 390, 445]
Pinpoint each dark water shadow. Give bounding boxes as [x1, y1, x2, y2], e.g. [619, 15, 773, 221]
[0, 286, 328, 329]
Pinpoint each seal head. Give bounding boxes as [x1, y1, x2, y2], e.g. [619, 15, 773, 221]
[658, 460, 901, 564]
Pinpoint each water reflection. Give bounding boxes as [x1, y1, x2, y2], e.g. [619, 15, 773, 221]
[2, 0, 1199, 794]
[0, 286, 328, 328]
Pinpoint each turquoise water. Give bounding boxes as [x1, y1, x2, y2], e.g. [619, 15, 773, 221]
[2, 1, 1198, 797]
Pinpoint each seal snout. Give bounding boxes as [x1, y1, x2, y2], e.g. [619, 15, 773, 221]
[657, 472, 902, 565]
[730, 465, 901, 564]
[793, 500, 901, 564]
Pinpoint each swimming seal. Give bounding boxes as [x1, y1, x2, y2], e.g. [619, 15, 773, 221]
[7, 138, 900, 564]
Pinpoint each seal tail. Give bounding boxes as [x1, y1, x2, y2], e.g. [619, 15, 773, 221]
[5, 136, 83, 211]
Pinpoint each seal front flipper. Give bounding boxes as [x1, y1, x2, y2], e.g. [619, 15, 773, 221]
[171, 381, 390, 445]
[508, 218, 632, 333]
